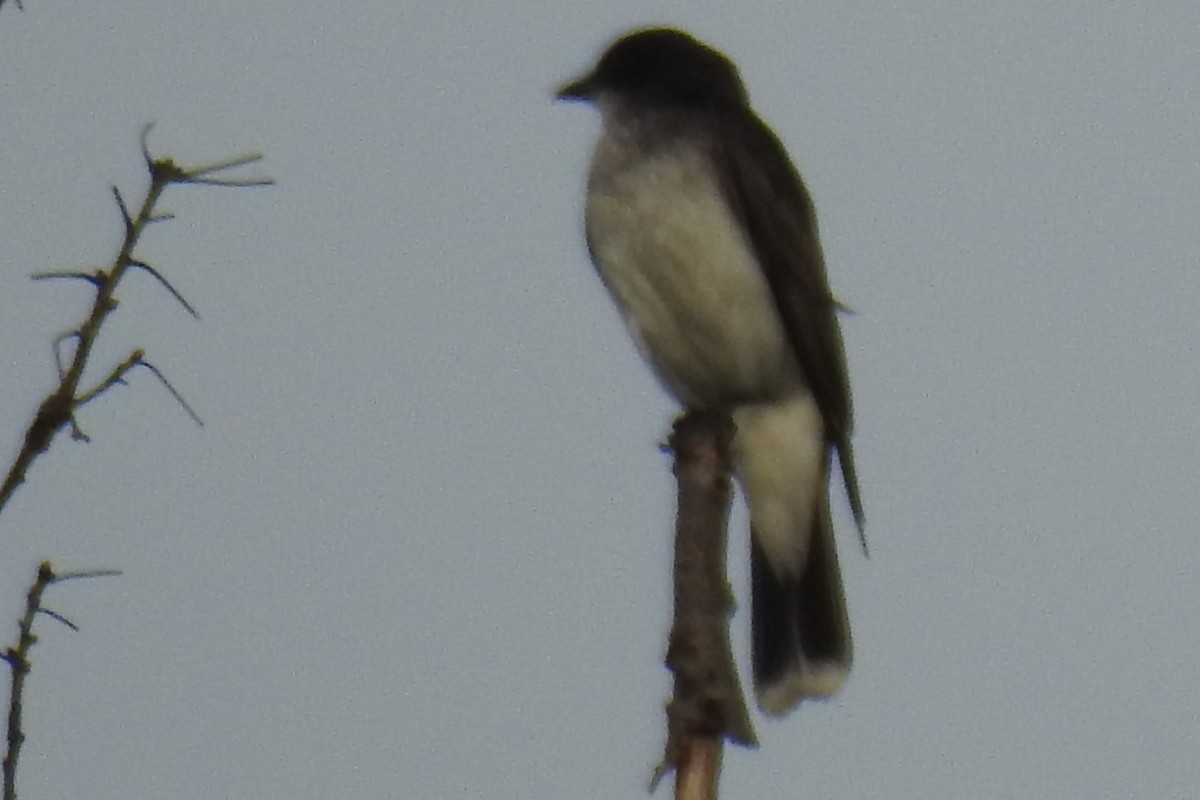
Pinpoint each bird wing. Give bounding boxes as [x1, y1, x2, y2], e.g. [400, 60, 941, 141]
[713, 111, 865, 536]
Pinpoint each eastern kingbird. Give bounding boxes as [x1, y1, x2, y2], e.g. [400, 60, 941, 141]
[557, 28, 865, 716]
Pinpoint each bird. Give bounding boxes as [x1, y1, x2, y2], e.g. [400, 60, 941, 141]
[556, 27, 864, 716]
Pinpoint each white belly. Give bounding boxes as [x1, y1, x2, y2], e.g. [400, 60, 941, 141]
[581, 116, 829, 581]
[585, 143, 800, 408]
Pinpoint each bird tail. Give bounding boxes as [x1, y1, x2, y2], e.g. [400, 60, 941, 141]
[732, 397, 852, 716]
[750, 493, 852, 715]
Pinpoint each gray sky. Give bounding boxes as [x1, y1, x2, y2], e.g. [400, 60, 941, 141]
[2, 2, 1199, 797]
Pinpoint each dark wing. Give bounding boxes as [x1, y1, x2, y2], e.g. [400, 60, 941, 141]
[713, 110, 865, 539]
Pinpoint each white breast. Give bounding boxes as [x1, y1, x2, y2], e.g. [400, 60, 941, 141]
[584, 124, 800, 408]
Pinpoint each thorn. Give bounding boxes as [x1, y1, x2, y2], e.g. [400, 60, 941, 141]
[68, 417, 91, 443]
[136, 126, 272, 187]
[128, 260, 200, 319]
[140, 122, 156, 169]
[36, 607, 79, 631]
[112, 185, 133, 233]
[30, 270, 104, 286]
[137, 358, 204, 427]
[181, 151, 274, 187]
[51, 568, 122, 583]
[52, 331, 81, 379]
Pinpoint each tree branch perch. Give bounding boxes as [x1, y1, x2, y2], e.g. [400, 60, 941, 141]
[653, 412, 757, 800]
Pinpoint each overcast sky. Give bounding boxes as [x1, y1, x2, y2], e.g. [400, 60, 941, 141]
[2, 2, 1199, 798]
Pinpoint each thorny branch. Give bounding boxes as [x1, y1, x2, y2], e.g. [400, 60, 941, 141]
[0, 123, 271, 518]
[2, 562, 121, 800]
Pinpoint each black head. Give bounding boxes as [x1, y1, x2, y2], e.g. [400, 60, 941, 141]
[557, 28, 748, 109]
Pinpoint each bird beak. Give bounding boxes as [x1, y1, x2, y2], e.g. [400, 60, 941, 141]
[555, 72, 594, 101]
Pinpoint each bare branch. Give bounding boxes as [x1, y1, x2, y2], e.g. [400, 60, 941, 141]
[73, 350, 143, 408]
[652, 412, 756, 799]
[3, 562, 119, 800]
[72, 352, 203, 427]
[0, 127, 267, 516]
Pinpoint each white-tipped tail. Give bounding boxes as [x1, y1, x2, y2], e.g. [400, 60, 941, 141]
[733, 394, 852, 715]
